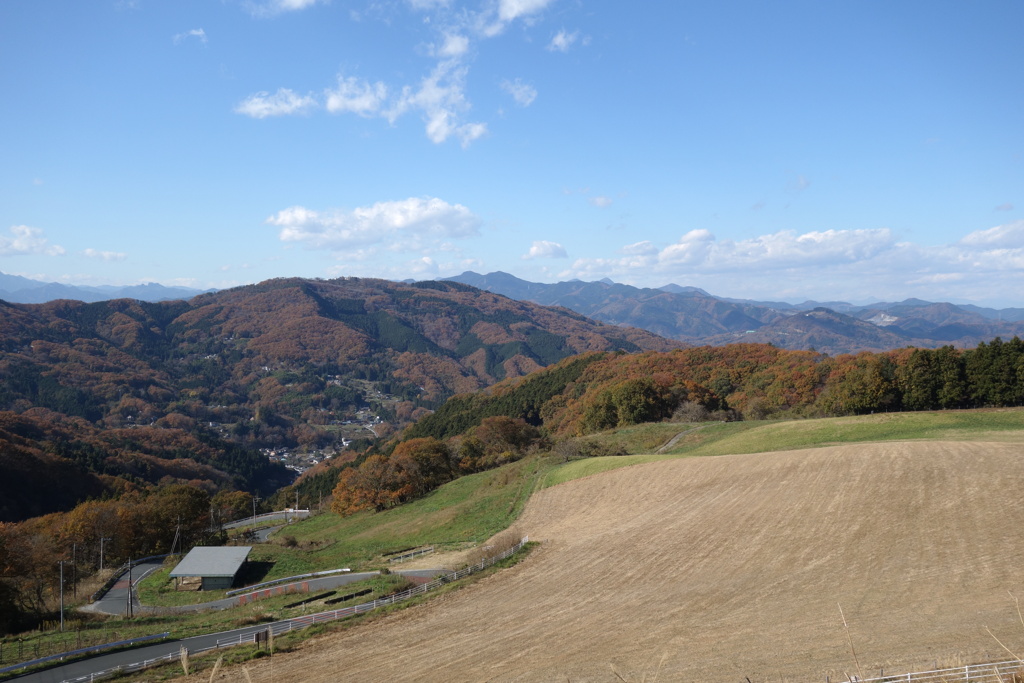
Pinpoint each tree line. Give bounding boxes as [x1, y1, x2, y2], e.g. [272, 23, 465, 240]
[328, 339, 1024, 518]
[0, 483, 259, 634]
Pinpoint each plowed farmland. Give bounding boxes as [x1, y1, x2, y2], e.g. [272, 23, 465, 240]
[223, 441, 1024, 682]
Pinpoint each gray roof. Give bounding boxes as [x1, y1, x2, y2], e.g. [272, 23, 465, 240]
[169, 546, 252, 578]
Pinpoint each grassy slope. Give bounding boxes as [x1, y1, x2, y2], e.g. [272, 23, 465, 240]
[148, 407, 1024, 605]
[137, 456, 550, 607]
[543, 407, 1024, 488]
[280, 455, 547, 565]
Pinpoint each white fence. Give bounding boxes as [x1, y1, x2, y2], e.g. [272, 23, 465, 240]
[849, 659, 1024, 682]
[387, 546, 434, 563]
[224, 567, 351, 596]
[59, 537, 529, 683]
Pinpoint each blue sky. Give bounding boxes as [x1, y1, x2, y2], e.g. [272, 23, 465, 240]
[2, 0, 1022, 306]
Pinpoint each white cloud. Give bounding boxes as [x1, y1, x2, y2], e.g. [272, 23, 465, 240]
[0, 225, 65, 257]
[501, 78, 537, 107]
[498, 0, 553, 23]
[723, 228, 893, 266]
[236, 65, 486, 145]
[437, 33, 470, 58]
[408, 256, 439, 277]
[523, 240, 567, 260]
[325, 76, 388, 116]
[960, 220, 1024, 249]
[409, 0, 451, 9]
[389, 59, 486, 145]
[457, 122, 488, 147]
[173, 28, 207, 45]
[235, 0, 562, 145]
[83, 248, 127, 262]
[547, 29, 579, 52]
[268, 197, 482, 252]
[589, 196, 612, 208]
[995, 203, 1014, 212]
[274, 0, 319, 9]
[658, 229, 715, 266]
[234, 89, 317, 118]
[620, 241, 658, 256]
[552, 221, 1024, 305]
[561, 228, 898, 282]
[247, 0, 321, 17]
[907, 272, 965, 285]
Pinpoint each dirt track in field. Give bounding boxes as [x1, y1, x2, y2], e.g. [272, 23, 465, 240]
[209, 441, 1024, 682]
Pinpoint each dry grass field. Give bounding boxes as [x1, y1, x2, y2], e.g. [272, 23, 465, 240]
[202, 441, 1024, 682]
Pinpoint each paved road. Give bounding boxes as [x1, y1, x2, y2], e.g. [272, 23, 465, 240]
[84, 561, 445, 617]
[82, 510, 303, 617]
[223, 510, 310, 529]
[80, 561, 164, 618]
[18, 567, 447, 682]
[11, 509, 444, 681]
[13, 617, 318, 683]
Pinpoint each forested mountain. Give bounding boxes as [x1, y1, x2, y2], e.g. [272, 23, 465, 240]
[446, 271, 1024, 352]
[0, 276, 678, 520]
[0, 275, 681, 630]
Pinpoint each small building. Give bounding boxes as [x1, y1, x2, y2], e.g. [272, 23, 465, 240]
[169, 546, 252, 591]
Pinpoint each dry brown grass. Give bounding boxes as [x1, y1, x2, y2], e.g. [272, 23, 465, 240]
[464, 528, 523, 567]
[190, 441, 1024, 682]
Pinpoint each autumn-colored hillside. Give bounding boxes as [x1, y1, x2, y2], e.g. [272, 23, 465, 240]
[391, 338, 1024, 454]
[427, 339, 1024, 438]
[0, 277, 679, 518]
[320, 338, 1023, 520]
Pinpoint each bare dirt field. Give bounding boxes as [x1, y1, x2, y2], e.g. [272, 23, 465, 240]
[206, 441, 1024, 682]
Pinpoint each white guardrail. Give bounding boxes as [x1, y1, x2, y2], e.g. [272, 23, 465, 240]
[224, 568, 351, 596]
[851, 660, 1024, 683]
[58, 537, 529, 683]
[387, 546, 434, 563]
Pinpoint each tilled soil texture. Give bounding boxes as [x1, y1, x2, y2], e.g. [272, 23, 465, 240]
[208, 441, 1024, 682]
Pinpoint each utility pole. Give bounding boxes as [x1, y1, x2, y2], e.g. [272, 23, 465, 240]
[58, 561, 65, 632]
[100, 537, 112, 571]
[170, 516, 182, 556]
[252, 495, 261, 526]
[126, 558, 133, 618]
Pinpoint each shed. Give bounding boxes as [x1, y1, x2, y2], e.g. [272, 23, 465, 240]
[169, 546, 252, 591]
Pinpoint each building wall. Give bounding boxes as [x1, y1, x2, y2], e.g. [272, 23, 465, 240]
[201, 576, 235, 591]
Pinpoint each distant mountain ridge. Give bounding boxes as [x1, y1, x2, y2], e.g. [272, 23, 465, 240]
[0, 270, 212, 303]
[5, 268, 1022, 355]
[445, 271, 1024, 354]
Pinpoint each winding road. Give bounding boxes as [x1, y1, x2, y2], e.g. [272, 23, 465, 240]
[10, 511, 443, 682]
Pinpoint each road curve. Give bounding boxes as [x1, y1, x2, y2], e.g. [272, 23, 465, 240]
[18, 566, 446, 682]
